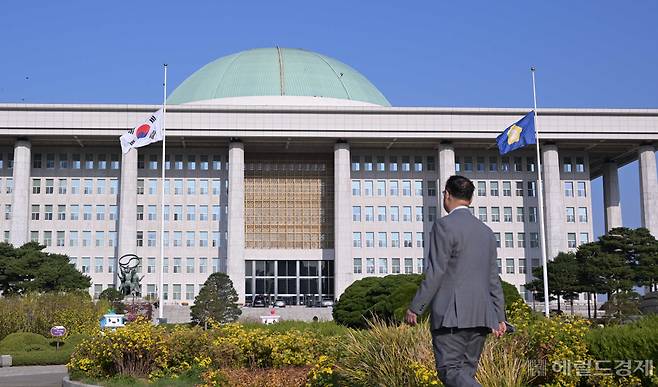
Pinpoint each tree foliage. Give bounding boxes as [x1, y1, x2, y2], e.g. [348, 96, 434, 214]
[0, 242, 90, 294]
[190, 273, 241, 326]
[333, 274, 517, 328]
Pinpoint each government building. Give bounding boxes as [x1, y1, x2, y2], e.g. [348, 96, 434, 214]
[0, 48, 656, 309]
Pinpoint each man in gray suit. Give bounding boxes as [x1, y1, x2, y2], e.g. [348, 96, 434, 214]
[405, 175, 506, 387]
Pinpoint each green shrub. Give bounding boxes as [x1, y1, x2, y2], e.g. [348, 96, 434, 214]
[333, 274, 423, 328]
[501, 280, 523, 311]
[0, 291, 108, 341]
[241, 320, 349, 337]
[586, 315, 658, 383]
[0, 332, 50, 352]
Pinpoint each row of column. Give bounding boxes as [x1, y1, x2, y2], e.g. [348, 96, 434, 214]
[6, 138, 658, 302]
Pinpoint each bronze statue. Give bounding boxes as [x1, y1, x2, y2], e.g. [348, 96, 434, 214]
[118, 254, 144, 298]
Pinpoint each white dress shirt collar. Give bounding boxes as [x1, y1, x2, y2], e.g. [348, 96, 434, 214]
[448, 205, 469, 215]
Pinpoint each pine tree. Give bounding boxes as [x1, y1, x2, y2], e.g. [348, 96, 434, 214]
[190, 273, 241, 327]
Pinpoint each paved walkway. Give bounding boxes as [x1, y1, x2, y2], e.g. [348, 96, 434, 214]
[0, 365, 67, 387]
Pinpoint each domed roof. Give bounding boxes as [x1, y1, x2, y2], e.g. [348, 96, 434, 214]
[167, 48, 390, 107]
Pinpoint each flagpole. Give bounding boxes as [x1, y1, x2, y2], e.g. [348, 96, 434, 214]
[158, 64, 167, 321]
[531, 67, 550, 318]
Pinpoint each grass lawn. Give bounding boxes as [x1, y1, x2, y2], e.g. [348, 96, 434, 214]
[0, 332, 87, 366]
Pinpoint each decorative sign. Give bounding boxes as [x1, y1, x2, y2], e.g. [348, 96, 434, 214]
[50, 325, 66, 337]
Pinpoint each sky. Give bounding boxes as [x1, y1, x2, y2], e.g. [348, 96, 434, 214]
[1, 0, 657, 238]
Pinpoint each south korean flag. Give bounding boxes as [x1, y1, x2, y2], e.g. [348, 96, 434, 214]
[119, 109, 164, 154]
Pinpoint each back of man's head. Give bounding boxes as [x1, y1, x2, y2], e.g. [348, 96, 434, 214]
[445, 175, 475, 201]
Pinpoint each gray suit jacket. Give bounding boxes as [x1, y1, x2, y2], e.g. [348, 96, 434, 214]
[409, 207, 505, 330]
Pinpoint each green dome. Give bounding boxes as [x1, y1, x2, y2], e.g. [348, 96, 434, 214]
[168, 48, 390, 106]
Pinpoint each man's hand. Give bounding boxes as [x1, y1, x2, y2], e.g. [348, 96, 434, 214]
[405, 309, 418, 326]
[492, 321, 507, 337]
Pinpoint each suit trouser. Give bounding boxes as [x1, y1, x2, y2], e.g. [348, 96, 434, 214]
[431, 327, 489, 387]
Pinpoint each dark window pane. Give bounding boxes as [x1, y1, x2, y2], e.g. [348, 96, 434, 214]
[245, 261, 253, 276]
[277, 278, 287, 294]
[300, 278, 309, 294]
[265, 278, 275, 294]
[255, 261, 265, 276]
[308, 261, 319, 277]
[309, 278, 319, 294]
[256, 278, 265, 294]
[245, 279, 252, 294]
[287, 279, 296, 294]
[287, 261, 296, 276]
[300, 261, 310, 277]
[277, 261, 287, 276]
[265, 261, 275, 277]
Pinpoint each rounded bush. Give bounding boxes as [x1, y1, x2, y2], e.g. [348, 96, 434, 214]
[0, 332, 50, 352]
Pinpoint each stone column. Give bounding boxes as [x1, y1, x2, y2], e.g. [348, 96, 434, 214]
[227, 140, 245, 304]
[333, 141, 351, 299]
[541, 144, 565, 260]
[10, 140, 31, 247]
[602, 162, 623, 232]
[118, 149, 137, 264]
[437, 143, 455, 216]
[639, 145, 658, 237]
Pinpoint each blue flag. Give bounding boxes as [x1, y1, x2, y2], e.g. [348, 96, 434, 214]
[496, 111, 536, 155]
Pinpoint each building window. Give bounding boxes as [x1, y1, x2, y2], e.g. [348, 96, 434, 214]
[476, 157, 485, 172]
[374, 155, 385, 171]
[173, 257, 182, 273]
[501, 157, 510, 172]
[95, 231, 104, 247]
[404, 258, 413, 274]
[505, 232, 514, 248]
[44, 205, 53, 221]
[32, 179, 40, 194]
[363, 180, 373, 196]
[503, 207, 512, 223]
[579, 232, 589, 245]
[402, 180, 411, 196]
[389, 180, 399, 196]
[502, 181, 511, 196]
[519, 258, 527, 274]
[455, 157, 461, 172]
[564, 182, 574, 197]
[401, 156, 410, 172]
[496, 259, 502, 274]
[389, 156, 398, 172]
[477, 181, 486, 196]
[489, 156, 498, 172]
[57, 231, 65, 247]
[365, 206, 374, 222]
[463, 157, 473, 172]
[186, 231, 195, 247]
[58, 179, 67, 194]
[416, 258, 424, 274]
[392, 258, 401, 274]
[414, 180, 423, 196]
[31, 205, 40, 220]
[364, 156, 373, 171]
[527, 181, 536, 197]
[403, 232, 413, 248]
[478, 207, 487, 222]
[212, 155, 222, 170]
[186, 257, 195, 273]
[403, 206, 412, 222]
[391, 232, 400, 248]
[95, 257, 104, 273]
[352, 232, 362, 248]
[84, 179, 93, 195]
[427, 156, 435, 171]
[377, 206, 386, 222]
[416, 206, 424, 222]
[578, 207, 588, 223]
[563, 157, 572, 173]
[567, 233, 577, 248]
[365, 232, 374, 248]
[136, 231, 144, 247]
[527, 157, 536, 172]
[199, 257, 208, 274]
[366, 258, 375, 274]
[378, 258, 388, 274]
[518, 233, 526, 248]
[577, 182, 587, 197]
[82, 231, 91, 247]
[428, 206, 437, 222]
[136, 205, 144, 221]
[390, 206, 399, 222]
[148, 231, 156, 247]
[378, 232, 387, 248]
[173, 284, 181, 300]
[416, 232, 424, 248]
[149, 155, 158, 170]
[5, 204, 11, 220]
[576, 157, 585, 173]
[351, 180, 360, 196]
[70, 205, 79, 220]
[412, 156, 423, 172]
[491, 207, 500, 222]
[530, 233, 539, 248]
[506, 258, 515, 274]
[566, 207, 575, 223]
[516, 207, 525, 222]
[427, 180, 436, 197]
[514, 157, 523, 172]
[494, 233, 501, 248]
[516, 181, 524, 196]
[351, 155, 360, 171]
[353, 258, 362, 274]
[528, 207, 537, 223]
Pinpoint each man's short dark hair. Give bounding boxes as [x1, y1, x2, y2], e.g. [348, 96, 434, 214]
[445, 175, 475, 201]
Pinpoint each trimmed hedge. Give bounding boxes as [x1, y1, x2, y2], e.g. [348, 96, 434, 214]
[586, 315, 658, 362]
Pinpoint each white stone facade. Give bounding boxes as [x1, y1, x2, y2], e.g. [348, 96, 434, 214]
[0, 104, 656, 308]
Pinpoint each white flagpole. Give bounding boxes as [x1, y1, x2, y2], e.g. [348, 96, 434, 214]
[158, 64, 167, 321]
[531, 67, 550, 318]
